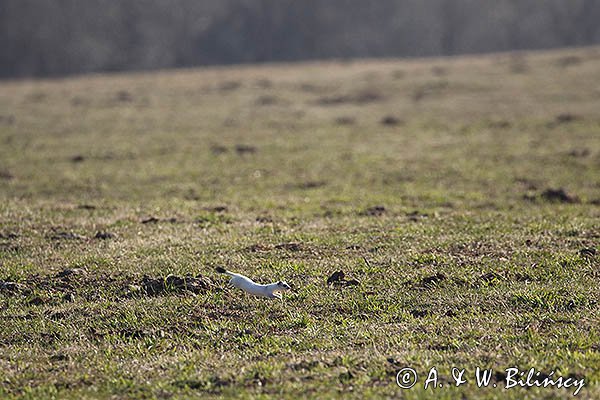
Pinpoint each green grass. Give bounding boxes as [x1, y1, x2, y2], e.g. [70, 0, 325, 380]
[1, 47, 599, 399]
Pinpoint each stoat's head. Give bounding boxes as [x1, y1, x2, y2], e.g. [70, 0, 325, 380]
[271, 280, 291, 299]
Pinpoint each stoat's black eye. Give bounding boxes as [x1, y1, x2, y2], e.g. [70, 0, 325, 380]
[277, 281, 282, 285]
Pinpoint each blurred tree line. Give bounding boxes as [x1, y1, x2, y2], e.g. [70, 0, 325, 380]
[1, 0, 599, 78]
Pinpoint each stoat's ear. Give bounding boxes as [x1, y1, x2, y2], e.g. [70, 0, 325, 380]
[277, 280, 282, 285]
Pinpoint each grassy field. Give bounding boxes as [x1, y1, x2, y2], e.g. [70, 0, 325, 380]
[1, 46, 599, 399]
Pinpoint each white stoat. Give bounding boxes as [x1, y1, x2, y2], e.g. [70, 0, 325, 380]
[215, 267, 291, 299]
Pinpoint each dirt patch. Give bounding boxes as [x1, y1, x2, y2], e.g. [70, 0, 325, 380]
[235, 144, 257, 155]
[420, 273, 446, 287]
[412, 80, 449, 102]
[255, 215, 273, 223]
[70, 155, 85, 163]
[245, 243, 273, 252]
[540, 188, 580, 204]
[48, 231, 86, 241]
[515, 177, 538, 191]
[524, 188, 580, 204]
[553, 113, 581, 125]
[409, 309, 430, 318]
[315, 88, 384, 106]
[137, 274, 213, 296]
[205, 206, 228, 213]
[115, 90, 133, 102]
[487, 120, 511, 129]
[580, 248, 596, 258]
[431, 66, 448, 76]
[555, 55, 582, 68]
[0, 281, 31, 295]
[140, 216, 176, 224]
[479, 272, 503, 284]
[0, 170, 14, 180]
[3, 269, 214, 304]
[255, 79, 272, 89]
[568, 148, 590, 158]
[293, 181, 327, 190]
[255, 95, 282, 106]
[275, 242, 303, 252]
[360, 206, 386, 216]
[0, 232, 18, 240]
[406, 210, 428, 222]
[56, 268, 87, 279]
[509, 56, 529, 74]
[210, 145, 229, 154]
[0, 115, 15, 125]
[326, 270, 360, 287]
[218, 81, 241, 92]
[94, 231, 115, 240]
[334, 116, 356, 125]
[380, 116, 403, 126]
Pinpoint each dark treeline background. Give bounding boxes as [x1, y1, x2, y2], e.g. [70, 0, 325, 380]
[2, 0, 600, 78]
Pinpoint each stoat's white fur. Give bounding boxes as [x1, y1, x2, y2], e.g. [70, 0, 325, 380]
[215, 267, 291, 299]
